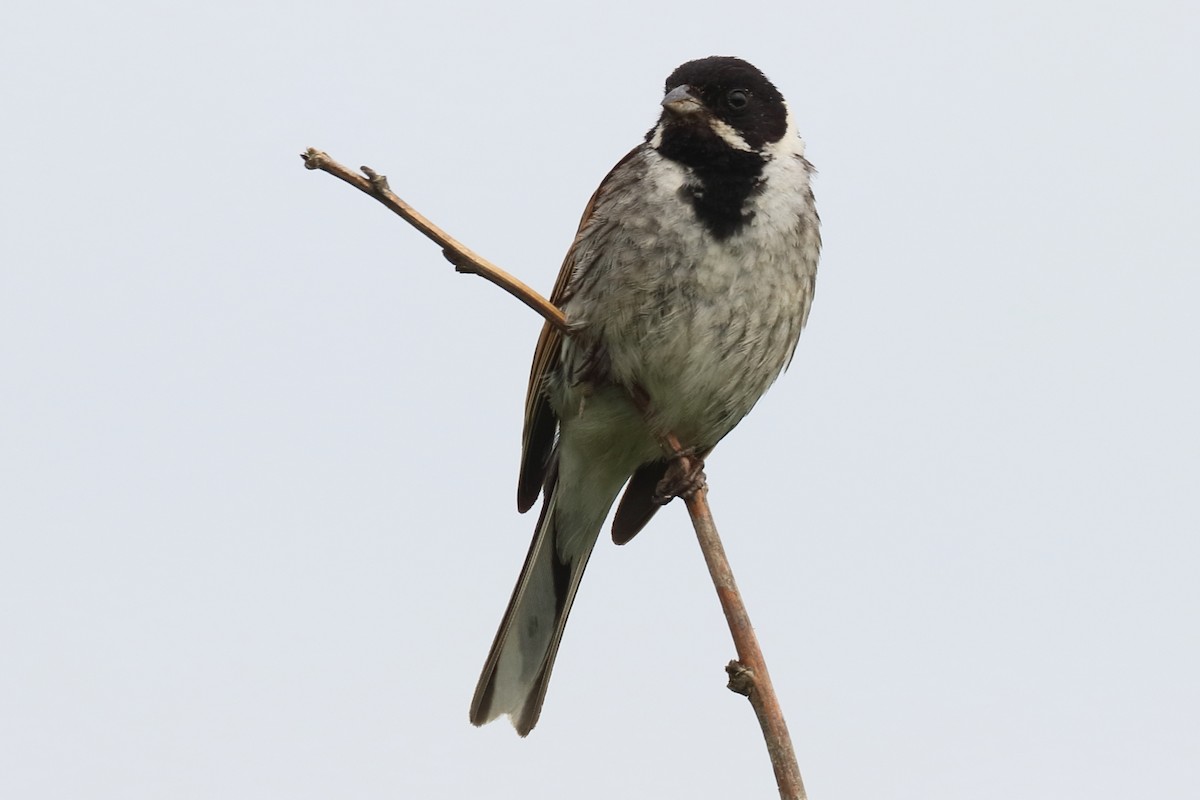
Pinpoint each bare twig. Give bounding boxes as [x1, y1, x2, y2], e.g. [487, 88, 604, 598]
[300, 148, 567, 334]
[302, 148, 806, 800]
[657, 432, 807, 800]
[687, 490, 806, 800]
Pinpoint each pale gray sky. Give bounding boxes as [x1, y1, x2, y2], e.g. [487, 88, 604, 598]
[2, 1, 1198, 798]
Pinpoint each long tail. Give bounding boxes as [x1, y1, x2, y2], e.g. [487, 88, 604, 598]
[469, 464, 612, 736]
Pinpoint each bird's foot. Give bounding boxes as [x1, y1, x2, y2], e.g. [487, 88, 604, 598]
[653, 448, 707, 504]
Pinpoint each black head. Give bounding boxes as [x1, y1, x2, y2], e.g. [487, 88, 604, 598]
[652, 56, 789, 153]
[648, 57, 792, 239]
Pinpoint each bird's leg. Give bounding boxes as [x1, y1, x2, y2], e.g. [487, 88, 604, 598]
[625, 384, 708, 503]
[653, 445, 708, 504]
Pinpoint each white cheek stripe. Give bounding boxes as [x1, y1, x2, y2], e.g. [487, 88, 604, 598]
[706, 117, 753, 152]
[651, 117, 753, 153]
[649, 122, 665, 149]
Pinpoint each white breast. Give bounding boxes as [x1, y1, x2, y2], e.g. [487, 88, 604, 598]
[557, 138, 819, 450]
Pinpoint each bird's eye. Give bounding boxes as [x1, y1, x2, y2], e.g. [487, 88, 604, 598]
[726, 90, 750, 111]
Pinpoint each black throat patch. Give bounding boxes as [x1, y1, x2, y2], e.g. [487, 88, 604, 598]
[654, 124, 767, 241]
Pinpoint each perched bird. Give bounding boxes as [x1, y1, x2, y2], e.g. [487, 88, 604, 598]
[469, 56, 821, 736]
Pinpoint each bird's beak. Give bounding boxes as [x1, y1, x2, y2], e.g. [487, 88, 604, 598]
[661, 85, 703, 115]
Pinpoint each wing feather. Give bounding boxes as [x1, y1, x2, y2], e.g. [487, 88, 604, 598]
[517, 146, 645, 511]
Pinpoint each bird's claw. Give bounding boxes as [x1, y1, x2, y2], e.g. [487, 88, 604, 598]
[653, 448, 707, 504]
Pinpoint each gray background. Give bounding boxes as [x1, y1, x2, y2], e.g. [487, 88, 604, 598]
[3, 1, 1197, 798]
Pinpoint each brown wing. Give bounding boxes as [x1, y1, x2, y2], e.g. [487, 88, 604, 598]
[517, 146, 644, 512]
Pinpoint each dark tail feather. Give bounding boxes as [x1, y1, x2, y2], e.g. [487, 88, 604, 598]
[469, 481, 598, 736]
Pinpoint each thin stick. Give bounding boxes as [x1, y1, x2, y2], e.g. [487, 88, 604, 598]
[302, 148, 806, 800]
[687, 488, 806, 800]
[657, 432, 807, 800]
[300, 148, 567, 334]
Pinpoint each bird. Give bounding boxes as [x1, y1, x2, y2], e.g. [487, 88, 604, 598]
[469, 56, 821, 736]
